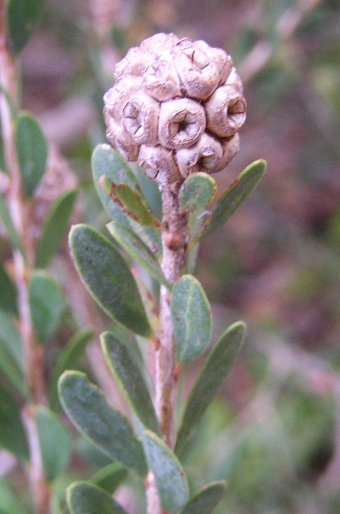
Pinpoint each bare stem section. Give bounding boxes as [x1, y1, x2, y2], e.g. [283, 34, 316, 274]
[156, 182, 188, 448]
[0, 5, 49, 513]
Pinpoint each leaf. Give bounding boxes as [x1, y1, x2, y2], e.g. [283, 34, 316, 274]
[0, 309, 23, 369]
[35, 405, 71, 483]
[0, 260, 17, 316]
[171, 275, 212, 363]
[106, 221, 170, 288]
[49, 328, 92, 411]
[101, 332, 161, 435]
[179, 173, 217, 212]
[90, 463, 128, 494]
[175, 321, 246, 454]
[67, 481, 128, 514]
[191, 160, 266, 245]
[0, 381, 29, 460]
[0, 476, 28, 514]
[142, 430, 189, 511]
[0, 194, 24, 255]
[69, 224, 152, 338]
[28, 270, 63, 342]
[0, 310, 27, 397]
[92, 144, 140, 225]
[58, 371, 147, 477]
[92, 144, 162, 257]
[178, 481, 226, 514]
[100, 176, 161, 228]
[15, 112, 48, 197]
[5, 0, 44, 56]
[35, 189, 78, 268]
[0, 343, 26, 398]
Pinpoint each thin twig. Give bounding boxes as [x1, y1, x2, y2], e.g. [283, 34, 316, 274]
[0, 4, 49, 512]
[156, 181, 188, 448]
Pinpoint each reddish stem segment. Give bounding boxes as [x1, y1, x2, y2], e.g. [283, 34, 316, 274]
[156, 182, 188, 448]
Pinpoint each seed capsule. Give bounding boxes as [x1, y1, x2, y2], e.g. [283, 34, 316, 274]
[103, 33, 246, 185]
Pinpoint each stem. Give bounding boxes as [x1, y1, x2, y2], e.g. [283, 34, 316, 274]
[0, 5, 49, 513]
[147, 181, 187, 514]
[156, 182, 188, 448]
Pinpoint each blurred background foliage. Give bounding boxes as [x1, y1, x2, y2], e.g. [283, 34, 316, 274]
[1, 0, 340, 513]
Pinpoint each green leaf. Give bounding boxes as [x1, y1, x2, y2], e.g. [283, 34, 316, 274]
[90, 463, 128, 494]
[67, 481, 128, 514]
[178, 481, 226, 514]
[69, 224, 152, 338]
[0, 310, 27, 397]
[0, 310, 23, 369]
[175, 321, 246, 454]
[179, 172, 217, 212]
[92, 144, 162, 257]
[15, 112, 47, 197]
[58, 371, 147, 477]
[106, 221, 170, 288]
[35, 189, 78, 268]
[100, 176, 161, 228]
[0, 476, 28, 514]
[0, 260, 17, 316]
[191, 160, 266, 245]
[0, 381, 29, 460]
[142, 430, 189, 511]
[0, 344, 26, 398]
[35, 405, 71, 483]
[5, 0, 44, 56]
[0, 194, 24, 255]
[101, 332, 161, 435]
[171, 275, 212, 363]
[28, 270, 63, 342]
[49, 328, 92, 411]
[92, 144, 140, 225]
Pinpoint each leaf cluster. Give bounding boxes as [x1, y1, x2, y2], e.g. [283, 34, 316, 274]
[57, 144, 265, 512]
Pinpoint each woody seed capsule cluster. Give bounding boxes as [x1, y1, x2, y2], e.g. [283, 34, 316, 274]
[104, 33, 246, 185]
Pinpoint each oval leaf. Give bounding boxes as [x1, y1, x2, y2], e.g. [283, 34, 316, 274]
[35, 405, 71, 483]
[67, 481, 128, 514]
[92, 144, 140, 224]
[6, 0, 44, 56]
[15, 112, 47, 197]
[0, 310, 23, 369]
[90, 463, 128, 494]
[179, 481, 226, 514]
[179, 172, 217, 212]
[100, 176, 161, 228]
[49, 328, 92, 411]
[0, 310, 27, 397]
[58, 371, 147, 477]
[0, 476, 28, 514]
[0, 260, 17, 316]
[0, 381, 29, 460]
[0, 343, 26, 398]
[101, 332, 161, 435]
[0, 194, 24, 256]
[69, 224, 152, 337]
[28, 270, 63, 342]
[142, 430, 189, 511]
[35, 189, 78, 268]
[171, 275, 212, 363]
[92, 145, 162, 257]
[175, 321, 246, 454]
[106, 221, 169, 288]
[192, 160, 266, 244]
